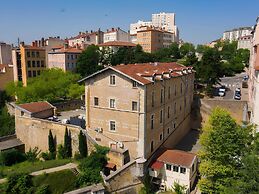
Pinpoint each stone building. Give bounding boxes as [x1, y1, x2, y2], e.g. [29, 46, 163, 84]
[79, 62, 195, 168]
[0, 64, 13, 91]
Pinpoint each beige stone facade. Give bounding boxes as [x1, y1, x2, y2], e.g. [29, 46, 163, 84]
[81, 63, 194, 163]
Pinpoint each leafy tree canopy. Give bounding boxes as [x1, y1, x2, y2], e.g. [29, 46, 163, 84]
[5, 68, 84, 104]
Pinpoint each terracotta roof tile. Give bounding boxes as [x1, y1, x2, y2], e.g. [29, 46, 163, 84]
[18, 101, 54, 114]
[98, 41, 136, 47]
[157, 149, 196, 168]
[151, 161, 164, 170]
[112, 62, 191, 85]
[50, 47, 82, 54]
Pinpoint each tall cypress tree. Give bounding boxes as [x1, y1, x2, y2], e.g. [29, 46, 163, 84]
[48, 130, 56, 159]
[64, 127, 72, 158]
[78, 130, 87, 157]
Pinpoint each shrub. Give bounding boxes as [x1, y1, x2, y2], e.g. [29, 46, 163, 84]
[48, 130, 56, 159]
[78, 130, 87, 158]
[57, 144, 66, 159]
[35, 184, 50, 194]
[6, 173, 34, 194]
[25, 147, 40, 162]
[0, 149, 26, 166]
[40, 152, 51, 161]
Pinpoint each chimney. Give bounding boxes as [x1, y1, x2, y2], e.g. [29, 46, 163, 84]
[76, 44, 80, 49]
[91, 30, 93, 33]
[112, 28, 114, 31]
[64, 43, 69, 49]
[41, 37, 45, 47]
[57, 36, 60, 39]
[31, 41, 35, 47]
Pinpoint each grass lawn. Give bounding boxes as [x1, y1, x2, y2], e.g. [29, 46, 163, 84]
[33, 170, 77, 194]
[0, 159, 72, 178]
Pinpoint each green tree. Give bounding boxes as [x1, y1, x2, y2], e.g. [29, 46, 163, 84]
[5, 69, 83, 103]
[179, 42, 195, 57]
[78, 130, 87, 158]
[48, 130, 56, 159]
[76, 45, 103, 77]
[184, 52, 198, 67]
[25, 147, 40, 162]
[57, 144, 66, 159]
[64, 127, 72, 158]
[221, 41, 238, 61]
[6, 174, 34, 194]
[0, 106, 15, 137]
[196, 44, 210, 54]
[172, 181, 187, 194]
[198, 108, 253, 193]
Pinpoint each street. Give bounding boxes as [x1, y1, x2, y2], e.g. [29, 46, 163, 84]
[215, 72, 248, 100]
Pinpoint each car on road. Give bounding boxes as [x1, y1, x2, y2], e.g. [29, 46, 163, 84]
[234, 94, 241, 100]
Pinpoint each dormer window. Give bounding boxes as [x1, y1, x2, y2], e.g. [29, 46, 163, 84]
[110, 75, 116, 85]
[132, 81, 137, 88]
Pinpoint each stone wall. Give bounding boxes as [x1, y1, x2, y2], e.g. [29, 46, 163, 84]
[15, 116, 96, 155]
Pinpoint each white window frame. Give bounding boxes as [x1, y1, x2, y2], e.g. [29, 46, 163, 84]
[110, 75, 116, 86]
[110, 98, 116, 108]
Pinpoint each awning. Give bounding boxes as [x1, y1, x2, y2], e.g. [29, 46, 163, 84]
[150, 161, 164, 170]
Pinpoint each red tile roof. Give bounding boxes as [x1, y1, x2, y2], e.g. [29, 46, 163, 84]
[151, 161, 164, 170]
[98, 41, 136, 47]
[112, 62, 192, 85]
[22, 45, 45, 51]
[18, 101, 54, 114]
[105, 162, 116, 169]
[51, 47, 82, 54]
[157, 150, 196, 168]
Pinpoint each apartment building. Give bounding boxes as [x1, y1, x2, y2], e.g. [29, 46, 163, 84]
[137, 26, 175, 53]
[104, 28, 129, 43]
[0, 64, 13, 91]
[223, 27, 253, 42]
[130, 12, 179, 43]
[237, 35, 252, 50]
[80, 62, 194, 165]
[20, 43, 46, 86]
[68, 30, 104, 48]
[248, 17, 259, 132]
[48, 45, 82, 72]
[0, 42, 12, 64]
[12, 47, 22, 82]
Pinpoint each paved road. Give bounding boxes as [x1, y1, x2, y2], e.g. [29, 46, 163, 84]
[218, 73, 247, 100]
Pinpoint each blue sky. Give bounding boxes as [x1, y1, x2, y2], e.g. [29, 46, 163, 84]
[0, 0, 258, 45]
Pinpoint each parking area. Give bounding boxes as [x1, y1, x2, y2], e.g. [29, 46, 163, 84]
[57, 109, 85, 121]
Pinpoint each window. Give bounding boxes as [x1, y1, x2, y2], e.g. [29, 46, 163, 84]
[173, 166, 179, 172]
[181, 83, 183, 94]
[67, 55, 70, 60]
[168, 86, 171, 99]
[160, 89, 164, 103]
[27, 52, 30, 57]
[110, 75, 116, 85]
[180, 105, 182, 112]
[27, 61, 31, 68]
[167, 106, 170, 118]
[151, 141, 154, 152]
[192, 164, 195, 172]
[174, 123, 176, 129]
[180, 167, 186, 174]
[71, 55, 74, 60]
[110, 99, 115, 108]
[160, 134, 163, 141]
[132, 101, 138, 111]
[36, 51, 40, 57]
[174, 102, 176, 114]
[167, 128, 170, 134]
[32, 51, 35, 58]
[37, 61, 40, 67]
[32, 61, 35, 67]
[28, 71, 32, 77]
[41, 60, 44, 67]
[152, 92, 154, 107]
[21, 111, 24, 116]
[166, 164, 171, 170]
[132, 80, 138, 88]
[37, 70, 40, 75]
[94, 97, 99, 106]
[151, 114, 154, 129]
[160, 110, 163, 123]
[110, 121, 116, 131]
[33, 70, 36, 77]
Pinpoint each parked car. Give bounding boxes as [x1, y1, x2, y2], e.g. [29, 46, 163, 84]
[80, 105, 86, 110]
[234, 93, 241, 100]
[235, 88, 241, 96]
[61, 119, 70, 124]
[218, 86, 226, 97]
[243, 75, 249, 81]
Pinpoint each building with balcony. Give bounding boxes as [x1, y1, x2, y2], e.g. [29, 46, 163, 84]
[223, 27, 253, 42]
[149, 149, 198, 193]
[20, 44, 46, 86]
[80, 62, 195, 167]
[48, 45, 82, 72]
[248, 17, 259, 132]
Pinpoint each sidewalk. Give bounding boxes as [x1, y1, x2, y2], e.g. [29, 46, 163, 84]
[0, 162, 78, 184]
